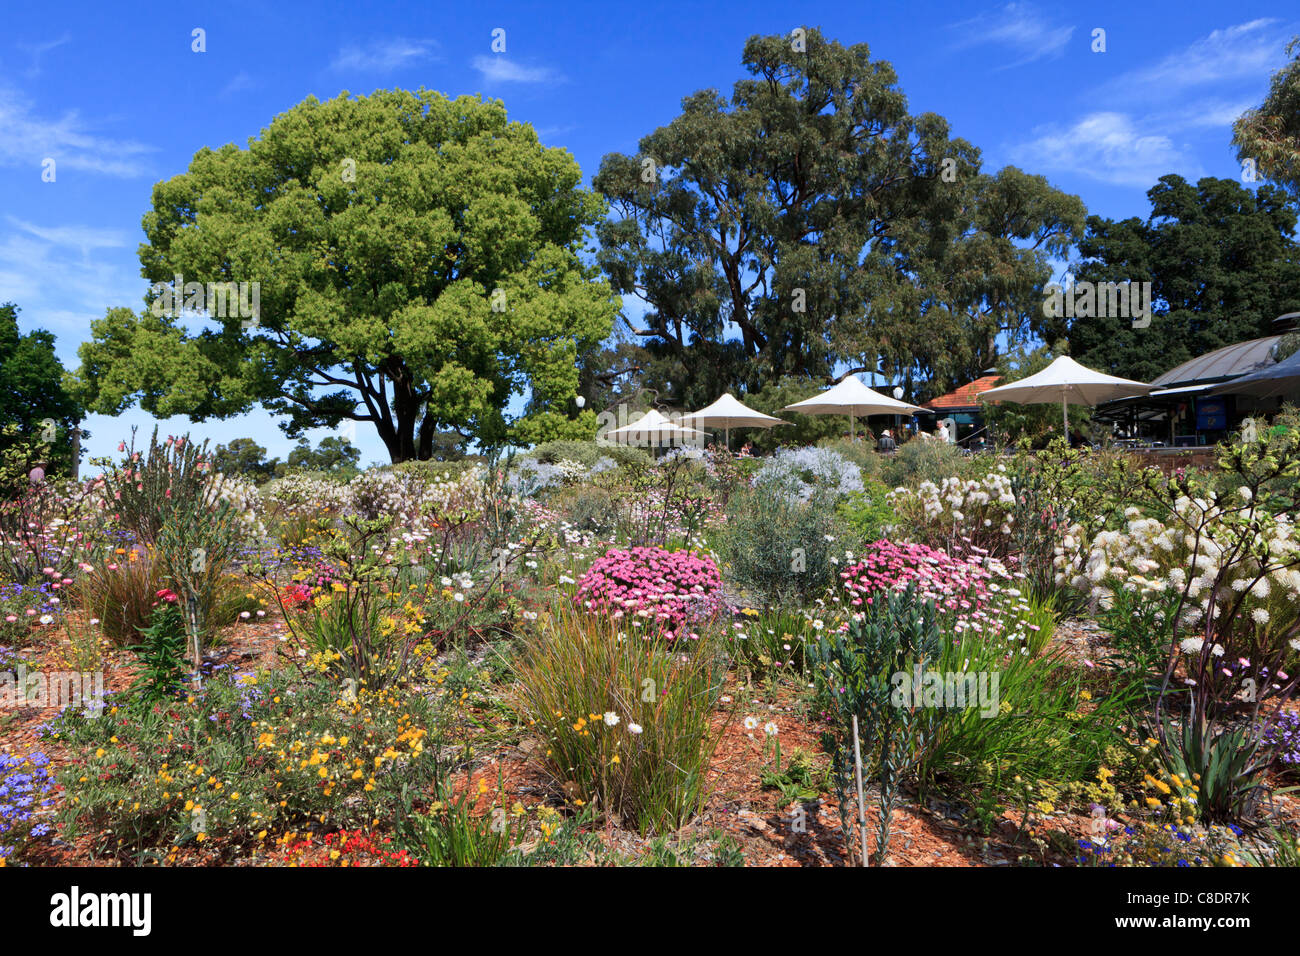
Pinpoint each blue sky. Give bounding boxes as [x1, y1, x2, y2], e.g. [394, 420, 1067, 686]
[1, 0, 1295, 465]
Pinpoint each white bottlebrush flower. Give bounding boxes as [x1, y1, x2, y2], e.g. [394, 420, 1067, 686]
[1179, 637, 1205, 655]
[1252, 607, 1270, 625]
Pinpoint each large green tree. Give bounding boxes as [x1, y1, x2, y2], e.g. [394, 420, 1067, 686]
[284, 435, 361, 477]
[591, 29, 1083, 408]
[1068, 175, 1300, 382]
[211, 438, 279, 481]
[0, 303, 82, 479]
[1234, 36, 1300, 200]
[76, 90, 619, 461]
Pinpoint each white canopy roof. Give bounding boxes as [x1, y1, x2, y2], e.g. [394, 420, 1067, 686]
[782, 375, 931, 416]
[979, 355, 1152, 406]
[604, 408, 708, 445]
[681, 393, 789, 429]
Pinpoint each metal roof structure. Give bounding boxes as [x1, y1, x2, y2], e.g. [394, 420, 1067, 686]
[1150, 335, 1281, 388]
[1209, 346, 1300, 398]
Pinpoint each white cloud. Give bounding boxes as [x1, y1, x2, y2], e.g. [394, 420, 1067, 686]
[1152, 97, 1261, 131]
[330, 38, 437, 72]
[0, 219, 142, 344]
[8, 217, 128, 255]
[219, 72, 256, 97]
[18, 34, 71, 79]
[950, 3, 1075, 67]
[0, 87, 154, 177]
[1096, 19, 1287, 102]
[532, 123, 576, 140]
[1010, 111, 1203, 188]
[472, 55, 562, 85]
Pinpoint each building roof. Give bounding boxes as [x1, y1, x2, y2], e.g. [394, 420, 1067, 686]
[1151, 335, 1280, 388]
[924, 375, 1002, 410]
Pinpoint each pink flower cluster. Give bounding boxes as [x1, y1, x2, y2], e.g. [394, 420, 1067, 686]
[836, 541, 997, 616]
[576, 546, 724, 632]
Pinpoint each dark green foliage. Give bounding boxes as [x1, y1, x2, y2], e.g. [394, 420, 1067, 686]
[1068, 175, 1300, 383]
[593, 30, 1084, 408]
[128, 603, 189, 704]
[283, 436, 361, 478]
[0, 303, 82, 484]
[211, 438, 279, 481]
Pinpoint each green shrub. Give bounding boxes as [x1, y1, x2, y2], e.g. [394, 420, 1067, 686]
[128, 602, 189, 703]
[720, 483, 839, 606]
[1157, 712, 1270, 824]
[385, 458, 486, 481]
[816, 437, 883, 479]
[1096, 586, 1179, 687]
[512, 605, 726, 834]
[547, 484, 617, 533]
[154, 490, 247, 647]
[95, 428, 214, 547]
[76, 548, 164, 647]
[395, 778, 520, 867]
[255, 516, 418, 690]
[729, 607, 813, 679]
[880, 438, 968, 488]
[809, 586, 943, 863]
[532, 439, 648, 469]
[910, 628, 1133, 806]
[47, 670, 453, 862]
[836, 479, 896, 545]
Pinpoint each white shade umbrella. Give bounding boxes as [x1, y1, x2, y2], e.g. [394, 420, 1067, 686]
[979, 355, 1152, 436]
[681, 393, 790, 449]
[782, 375, 931, 440]
[604, 408, 708, 447]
